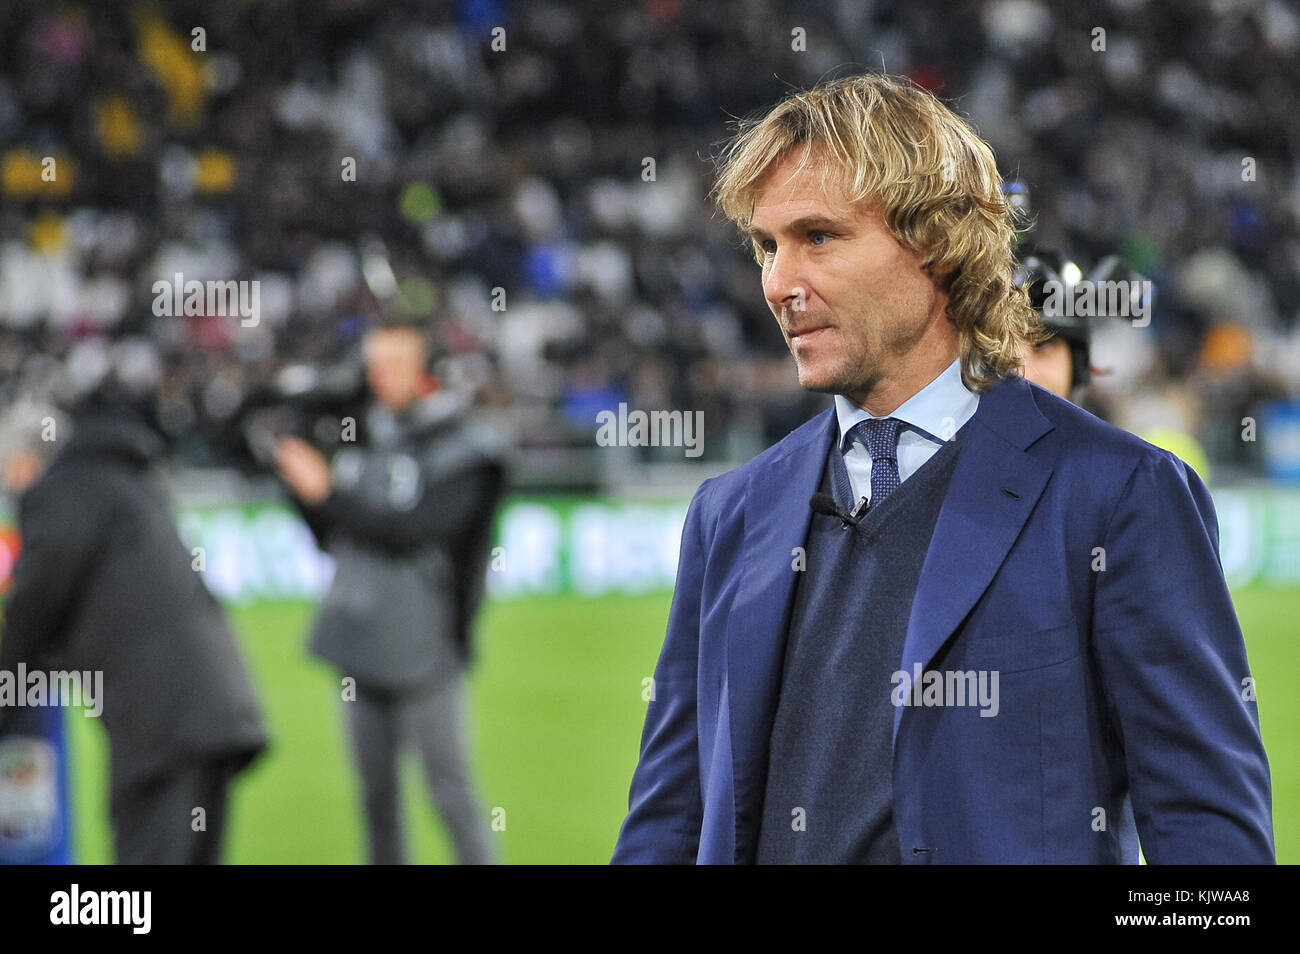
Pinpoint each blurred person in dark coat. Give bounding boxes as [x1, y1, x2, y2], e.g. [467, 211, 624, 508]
[274, 320, 504, 865]
[0, 392, 268, 864]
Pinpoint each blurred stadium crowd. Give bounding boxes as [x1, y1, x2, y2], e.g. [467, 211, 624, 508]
[1, 0, 1297, 479]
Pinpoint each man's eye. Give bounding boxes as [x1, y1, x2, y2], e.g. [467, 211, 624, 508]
[759, 239, 776, 254]
[810, 231, 829, 246]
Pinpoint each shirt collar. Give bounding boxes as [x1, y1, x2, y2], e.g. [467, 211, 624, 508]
[833, 356, 976, 450]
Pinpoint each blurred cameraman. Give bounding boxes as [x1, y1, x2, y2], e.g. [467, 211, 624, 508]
[274, 319, 503, 865]
[1015, 247, 1214, 480]
[1017, 253, 1093, 401]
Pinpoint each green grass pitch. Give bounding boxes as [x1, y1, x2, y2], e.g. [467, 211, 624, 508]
[65, 585, 1299, 864]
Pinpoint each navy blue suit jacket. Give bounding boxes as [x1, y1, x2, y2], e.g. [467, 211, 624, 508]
[612, 372, 1275, 864]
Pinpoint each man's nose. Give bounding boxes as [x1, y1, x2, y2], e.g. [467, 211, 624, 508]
[762, 247, 803, 315]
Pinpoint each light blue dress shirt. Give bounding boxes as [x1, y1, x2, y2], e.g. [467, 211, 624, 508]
[833, 356, 979, 505]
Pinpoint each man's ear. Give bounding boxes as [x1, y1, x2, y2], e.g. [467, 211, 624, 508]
[930, 264, 959, 295]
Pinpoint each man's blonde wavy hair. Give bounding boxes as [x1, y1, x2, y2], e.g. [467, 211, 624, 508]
[711, 73, 1045, 393]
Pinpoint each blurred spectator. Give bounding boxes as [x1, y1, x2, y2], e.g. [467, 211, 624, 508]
[0, 392, 268, 863]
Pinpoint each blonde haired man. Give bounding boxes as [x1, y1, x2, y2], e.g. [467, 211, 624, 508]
[612, 75, 1272, 865]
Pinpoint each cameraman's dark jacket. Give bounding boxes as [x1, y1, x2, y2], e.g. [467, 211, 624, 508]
[298, 391, 504, 693]
[0, 411, 268, 798]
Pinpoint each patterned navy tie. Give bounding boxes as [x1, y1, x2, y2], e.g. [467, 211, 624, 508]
[850, 417, 902, 506]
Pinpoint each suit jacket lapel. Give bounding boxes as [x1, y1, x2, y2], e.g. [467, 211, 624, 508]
[892, 373, 1054, 745]
[726, 407, 835, 862]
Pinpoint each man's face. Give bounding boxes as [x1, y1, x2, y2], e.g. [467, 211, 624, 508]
[1020, 335, 1074, 399]
[747, 150, 955, 412]
[364, 328, 428, 412]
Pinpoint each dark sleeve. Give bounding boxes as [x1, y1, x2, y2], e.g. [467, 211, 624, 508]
[611, 479, 712, 864]
[288, 492, 334, 550]
[309, 458, 503, 557]
[1091, 449, 1275, 863]
[0, 475, 101, 731]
